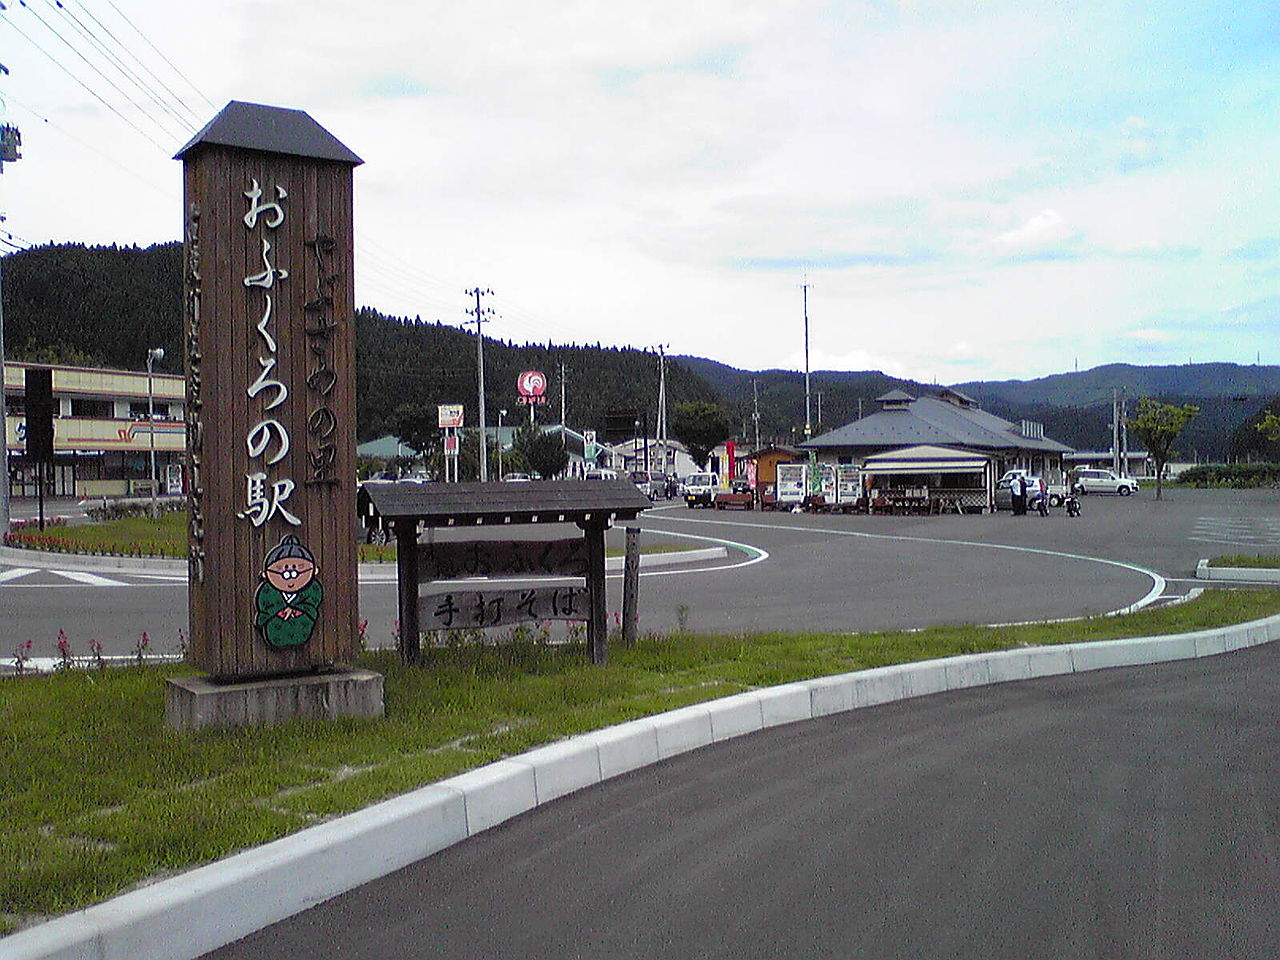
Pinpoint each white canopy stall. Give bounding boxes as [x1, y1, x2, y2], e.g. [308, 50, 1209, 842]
[860, 444, 995, 514]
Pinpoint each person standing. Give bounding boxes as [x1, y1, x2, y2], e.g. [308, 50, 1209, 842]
[1012, 474, 1027, 515]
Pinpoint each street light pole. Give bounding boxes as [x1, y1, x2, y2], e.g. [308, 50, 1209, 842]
[146, 347, 164, 518]
[497, 409, 507, 479]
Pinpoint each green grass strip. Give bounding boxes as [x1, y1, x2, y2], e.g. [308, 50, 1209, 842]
[3, 514, 681, 563]
[3, 586, 1279, 934]
[1210, 554, 1280, 569]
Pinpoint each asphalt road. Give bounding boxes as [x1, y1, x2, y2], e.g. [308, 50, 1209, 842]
[203, 639, 1280, 960]
[3, 487, 1279, 655]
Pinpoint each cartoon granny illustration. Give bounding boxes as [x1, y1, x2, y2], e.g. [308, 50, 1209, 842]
[254, 534, 323, 649]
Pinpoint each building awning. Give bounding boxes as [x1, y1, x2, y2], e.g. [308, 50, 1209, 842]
[861, 444, 991, 475]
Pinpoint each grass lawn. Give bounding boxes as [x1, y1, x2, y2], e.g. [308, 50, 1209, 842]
[3, 514, 681, 564]
[4, 587, 1280, 936]
[1210, 554, 1280, 569]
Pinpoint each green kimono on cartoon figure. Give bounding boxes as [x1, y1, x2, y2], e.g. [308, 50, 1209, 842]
[255, 534, 323, 649]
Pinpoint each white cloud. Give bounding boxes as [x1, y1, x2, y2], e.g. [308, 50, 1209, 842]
[1, 0, 1279, 390]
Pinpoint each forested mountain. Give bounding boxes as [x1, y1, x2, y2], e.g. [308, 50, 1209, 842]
[4, 242, 1278, 459]
[0, 243, 720, 442]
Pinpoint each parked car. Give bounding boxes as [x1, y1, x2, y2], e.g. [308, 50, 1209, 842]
[994, 474, 1046, 511]
[1071, 468, 1139, 496]
[501, 472, 531, 482]
[629, 470, 667, 500]
[584, 468, 618, 481]
[681, 472, 719, 508]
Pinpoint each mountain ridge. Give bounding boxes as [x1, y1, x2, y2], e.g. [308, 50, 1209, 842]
[2, 242, 1276, 459]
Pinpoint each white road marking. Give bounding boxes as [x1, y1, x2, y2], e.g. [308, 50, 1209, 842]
[48, 570, 130, 587]
[0, 567, 39, 584]
[650, 511, 1167, 616]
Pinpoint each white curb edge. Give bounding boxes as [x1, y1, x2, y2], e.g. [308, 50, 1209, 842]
[1196, 557, 1280, 583]
[7, 611, 1280, 960]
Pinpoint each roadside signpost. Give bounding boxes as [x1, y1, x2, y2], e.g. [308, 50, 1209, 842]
[166, 101, 381, 729]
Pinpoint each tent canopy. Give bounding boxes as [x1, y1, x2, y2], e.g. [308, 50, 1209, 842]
[861, 444, 991, 475]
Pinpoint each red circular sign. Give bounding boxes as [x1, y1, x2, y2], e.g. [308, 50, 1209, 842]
[517, 370, 547, 397]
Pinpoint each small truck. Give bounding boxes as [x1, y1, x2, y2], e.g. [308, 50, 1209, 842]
[713, 479, 754, 510]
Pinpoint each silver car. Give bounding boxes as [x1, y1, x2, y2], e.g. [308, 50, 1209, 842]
[1071, 469, 1139, 496]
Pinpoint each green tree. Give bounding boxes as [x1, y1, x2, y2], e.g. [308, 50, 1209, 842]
[671, 401, 733, 470]
[1127, 398, 1199, 500]
[388, 403, 442, 466]
[512, 424, 570, 479]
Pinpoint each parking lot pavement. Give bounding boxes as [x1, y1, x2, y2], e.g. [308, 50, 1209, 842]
[4, 488, 1276, 654]
[201, 639, 1280, 960]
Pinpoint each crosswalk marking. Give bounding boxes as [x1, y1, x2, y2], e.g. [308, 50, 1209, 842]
[1191, 517, 1280, 548]
[49, 570, 130, 587]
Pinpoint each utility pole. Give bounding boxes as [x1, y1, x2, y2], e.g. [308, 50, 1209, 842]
[1111, 389, 1120, 476]
[752, 378, 761, 452]
[0, 117, 22, 534]
[559, 361, 567, 447]
[816, 390, 823, 431]
[465, 287, 493, 481]
[802, 278, 812, 439]
[0, 254, 9, 535]
[656, 345, 669, 475]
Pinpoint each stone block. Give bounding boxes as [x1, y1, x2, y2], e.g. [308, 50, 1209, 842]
[854, 665, 908, 707]
[707, 692, 764, 742]
[1023, 646, 1075, 679]
[808, 674, 857, 716]
[165, 669, 384, 731]
[520, 740, 602, 804]
[984, 650, 1033, 683]
[593, 721, 660, 780]
[943, 654, 991, 691]
[900, 661, 949, 698]
[446, 760, 538, 836]
[650, 704, 714, 759]
[757, 683, 814, 728]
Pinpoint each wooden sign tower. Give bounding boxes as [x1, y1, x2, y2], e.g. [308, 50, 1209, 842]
[169, 102, 376, 722]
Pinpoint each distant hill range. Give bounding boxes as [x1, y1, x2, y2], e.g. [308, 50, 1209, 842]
[4, 242, 1279, 460]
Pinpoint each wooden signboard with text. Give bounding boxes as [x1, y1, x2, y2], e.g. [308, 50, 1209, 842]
[177, 101, 362, 679]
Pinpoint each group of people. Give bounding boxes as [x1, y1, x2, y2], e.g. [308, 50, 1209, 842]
[1009, 474, 1049, 517]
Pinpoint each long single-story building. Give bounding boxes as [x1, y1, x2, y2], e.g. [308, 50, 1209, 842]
[801, 388, 1073, 511]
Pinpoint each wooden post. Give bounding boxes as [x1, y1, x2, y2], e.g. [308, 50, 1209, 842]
[396, 519, 420, 663]
[178, 102, 362, 679]
[581, 519, 608, 664]
[622, 526, 640, 646]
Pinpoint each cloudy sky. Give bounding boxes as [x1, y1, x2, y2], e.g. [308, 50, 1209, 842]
[1, 0, 1276, 383]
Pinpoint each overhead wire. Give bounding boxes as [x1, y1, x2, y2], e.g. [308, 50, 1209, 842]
[43, 0, 196, 135]
[4, 90, 178, 199]
[14, 0, 189, 142]
[0, 7, 173, 152]
[65, 0, 204, 124]
[102, 0, 214, 111]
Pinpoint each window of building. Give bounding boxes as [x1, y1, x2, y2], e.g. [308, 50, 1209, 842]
[129, 401, 171, 419]
[70, 398, 113, 418]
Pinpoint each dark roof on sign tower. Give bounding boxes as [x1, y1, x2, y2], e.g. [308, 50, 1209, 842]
[174, 100, 363, 165]
[802, 392, 1072, 454]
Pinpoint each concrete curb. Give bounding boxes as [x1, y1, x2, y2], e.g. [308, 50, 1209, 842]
[0, 546, 728, 581]
[8, 612, 1280, 960]
[1196, 557, 1280, 582]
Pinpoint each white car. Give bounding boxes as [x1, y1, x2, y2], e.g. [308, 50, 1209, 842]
[681, 473, 719, 508]
[1071, 469, 1139, 496]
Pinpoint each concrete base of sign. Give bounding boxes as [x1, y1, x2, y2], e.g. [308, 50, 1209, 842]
[165, 669, 384, 731]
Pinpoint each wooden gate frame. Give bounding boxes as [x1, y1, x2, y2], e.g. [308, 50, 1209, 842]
[359, 479, 652, 664]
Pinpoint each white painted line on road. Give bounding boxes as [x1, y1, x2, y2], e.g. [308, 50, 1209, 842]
[0, 567, 38, 583]
[652, 512, 1167, 617]
[48, 570, 130, 587]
